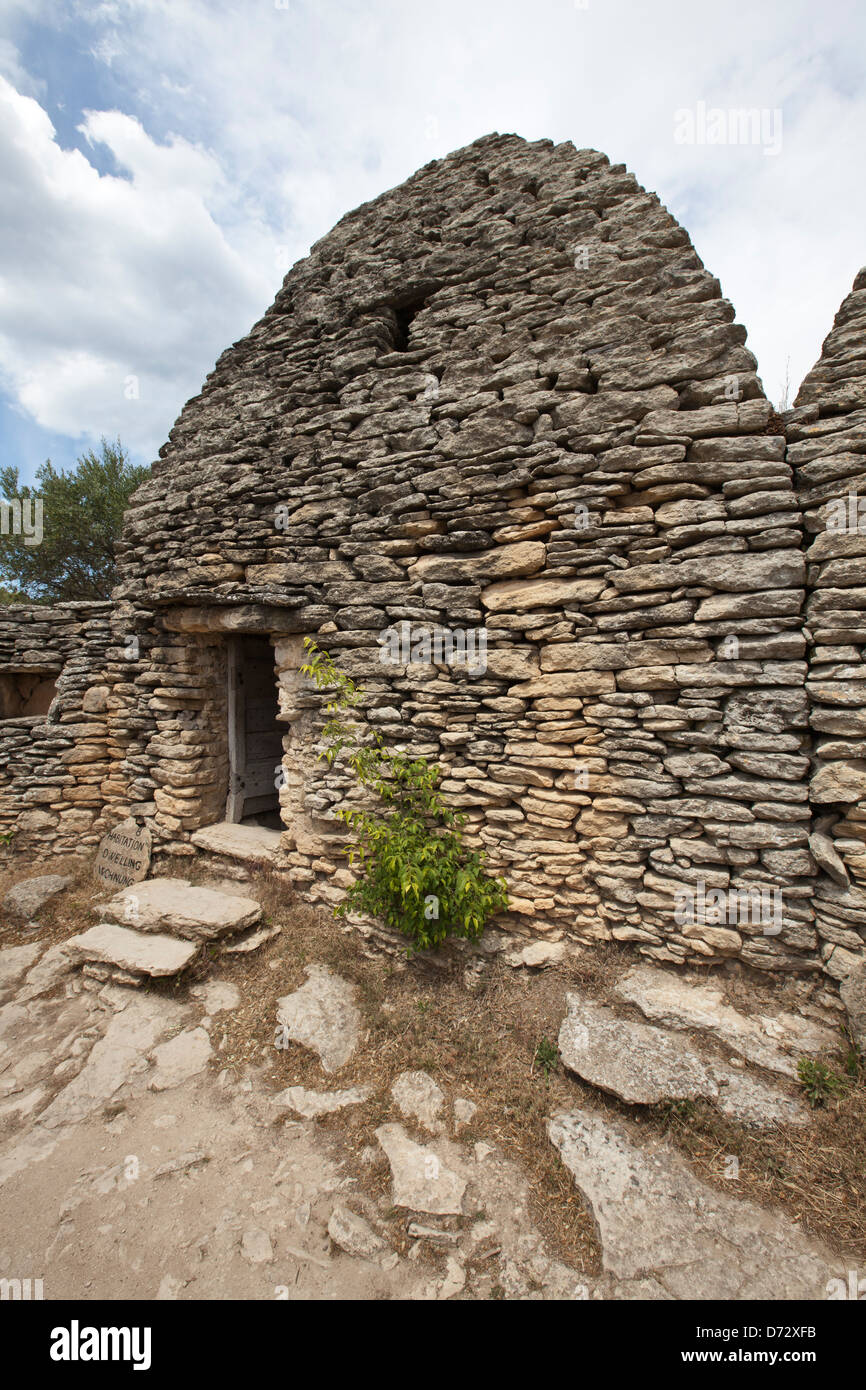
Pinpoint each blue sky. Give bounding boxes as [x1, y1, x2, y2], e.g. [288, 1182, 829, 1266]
[1, 0, 864, 485]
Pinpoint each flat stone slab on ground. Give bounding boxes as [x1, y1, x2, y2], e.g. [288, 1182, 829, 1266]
[713, 1065, 808, 1127]
[0, 943, 41, 993]
[375, 1123, 466, 1215]
[272, 1085, 371, 1119]
[615, 965, 836, 1077]
[558, 993, 719, 1104]
[65, 924, 198, 978]
[558, 992, 807, 1126]
[100, 878, 262, 941]
[275, 965, 361, 1073]
[548, 1108, 839, 1300]
[3, 875, 72, 921]
[148, 1027, 214, 1091]
[38, 993, 187, 1131]
[191, 822, 282, 865]
[191, 981, 241, 1014]
[327, 1203, 389, 1260]
[391, 1070, 446, 1133]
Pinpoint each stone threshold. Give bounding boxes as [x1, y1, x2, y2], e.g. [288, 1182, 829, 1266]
[190, 821, 284, 868]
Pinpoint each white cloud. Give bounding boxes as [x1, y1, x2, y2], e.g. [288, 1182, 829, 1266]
[0, 74, 275, 456]
[1, 0, 864, 467]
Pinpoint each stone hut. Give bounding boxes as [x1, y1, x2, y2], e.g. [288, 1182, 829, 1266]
[2, 134, 865, 993]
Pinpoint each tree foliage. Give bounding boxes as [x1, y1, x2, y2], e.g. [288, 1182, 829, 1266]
[300, 638, 509, 950]
[0, 437, 149, 602]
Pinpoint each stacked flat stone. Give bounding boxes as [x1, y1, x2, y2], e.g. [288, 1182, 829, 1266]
[789, 266, 866, 978]
[0, 602, 114, 852]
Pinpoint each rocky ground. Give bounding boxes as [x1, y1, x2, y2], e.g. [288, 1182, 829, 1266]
[0, 854, 863, 1301]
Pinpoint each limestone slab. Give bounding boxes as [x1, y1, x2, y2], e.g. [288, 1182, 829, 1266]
[275, 964, 361, 1073]
[549, 1109, 836, 1299]
[558, 993, 718, 1104]
[65, 924, 198, 978]
[391, 1071, 446, 1133]
[191, 822, 282, 865]
[148, 1027, 214, 1091]
[375, 1123, 467, 1215]
[327, 1203, 389, 1260]
[100, 878, 262, 941]
[615, 965, 836, 1077]
[2, 875, 71, 921]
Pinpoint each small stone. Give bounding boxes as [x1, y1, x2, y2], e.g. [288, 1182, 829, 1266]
[327, 1203, 389, 1260]
[148, 1027, 213, 1091]
[241, 1227, 273, 1264]
[505, 940, 566, 969]
[272, 1085, 371, 1119]
[220, 924, 281, 954]
[453, 1098, 478, 1133]
[375, 1123, 467, 1215]
[391, 1070, 446, 1133]
[407, 1222, 460, 1246]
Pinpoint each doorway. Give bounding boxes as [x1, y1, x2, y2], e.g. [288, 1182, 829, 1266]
[226, 635, 283, 826]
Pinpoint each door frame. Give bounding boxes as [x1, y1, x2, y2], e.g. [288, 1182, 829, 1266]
[226, 638, 245, 822]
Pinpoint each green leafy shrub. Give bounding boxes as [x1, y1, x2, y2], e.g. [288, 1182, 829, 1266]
[797, 1057, 847, 1108]
[300, 638, 508, 950]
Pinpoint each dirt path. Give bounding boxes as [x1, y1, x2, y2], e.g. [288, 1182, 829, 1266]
[0, 860, 862, 1301]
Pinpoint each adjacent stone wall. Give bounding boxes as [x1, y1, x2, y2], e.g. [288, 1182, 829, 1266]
[0, 601, 115, 853]
[789, 267, 866, 983]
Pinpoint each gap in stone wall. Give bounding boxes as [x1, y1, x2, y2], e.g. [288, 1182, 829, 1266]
[0, 670, 58, 719]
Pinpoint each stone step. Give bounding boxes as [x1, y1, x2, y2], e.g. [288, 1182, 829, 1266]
[99, 877, 262, 941]
[191, 822, 283, 866]
[64, 923, 199, 977]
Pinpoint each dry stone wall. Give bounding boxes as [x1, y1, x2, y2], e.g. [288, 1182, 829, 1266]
[789, 267, 866, 982]
[2, 134, 864, 990]
[0, 601, 114, 853]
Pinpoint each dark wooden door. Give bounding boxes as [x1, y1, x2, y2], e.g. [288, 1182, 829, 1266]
[227, 636, 283, 821]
